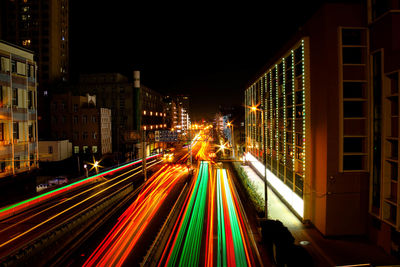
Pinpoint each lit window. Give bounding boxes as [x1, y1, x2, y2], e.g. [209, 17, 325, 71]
[92, 146, 98, 153]
[150, 111, 153, 116]
[143, 110, 146, 115]
[156, 112, 158, 116]
[74, 146, 79, 154]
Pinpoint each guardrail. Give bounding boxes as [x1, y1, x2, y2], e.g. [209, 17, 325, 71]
[0, 182, 141, 266]
[0, 154, 161, 221]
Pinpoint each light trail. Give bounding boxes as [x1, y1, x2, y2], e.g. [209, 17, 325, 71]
[83, 164, 188, 267]
[159, 164, 257, 266]
[0, 159, 162, 250]
[0, 154, 161, 221]
[0, 159, 159, 234]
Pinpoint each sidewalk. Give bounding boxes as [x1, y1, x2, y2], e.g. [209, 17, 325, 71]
[242, 165, 400, 267]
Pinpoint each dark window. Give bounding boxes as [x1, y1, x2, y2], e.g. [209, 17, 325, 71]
[29, 124, 33, 139]
[343, 47, 363, 64]
[82, 115, 87, 124]
[11, 60, 16, 73]
[14, 156, 20, 169]
[73, 104, 78, 112]
[83, 132, 88, 140]
[0, 123, 3, 140]
[344, 137, 364, 153]
[0, 161, 5, 172]
[342, 29, 363, 45]
[343, 82, 365, 98]
[12, 88, 18, 106]
[343, 101, 364, 117]
[13, 122, 19, 139]
[73, 115, 78, 124]
[28, 91, 33, 108]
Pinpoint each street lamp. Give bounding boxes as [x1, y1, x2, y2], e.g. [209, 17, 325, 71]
[250, 105, 268, 218]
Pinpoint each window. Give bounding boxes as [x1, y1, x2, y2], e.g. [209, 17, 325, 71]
[12, 88, 18, 106]
[92, 146, 98, 153]
[0, 57, 10, 72]
[73, 104, 78, 112]
[83, 146, 89, 153]
[62, 116, 66, 123]
[342, 47, 364, 64]
[28, 91, 33, 108]
[13, 122, 19, 139]
[28, 124, 33, 139]
[73, 116, 78, 124]
[48, 146, 53, 154]
[11, 60, 16, 73]
[92, 115, 97, 123]
[83, 132, 88, 140]
[30, 154, 34, 166]
[92, 132, 97, 139]
[73, 132, 78, 140]
[14, 156, 20, 169]
[0, 161, 5, 172]
[342, 29, 363, 45]
[82, 115, 87, 124]
[74, 146, 79, 154]
[343, 82, 365, 98]
[0, 123, 3, 141]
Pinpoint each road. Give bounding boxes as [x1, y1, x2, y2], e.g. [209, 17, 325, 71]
[0, 156, 161, 263]
[158, 161, 262, 267]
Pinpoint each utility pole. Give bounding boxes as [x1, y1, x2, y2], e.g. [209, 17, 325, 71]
[142, 129, 147, 181]
[189, 128, 192, 167]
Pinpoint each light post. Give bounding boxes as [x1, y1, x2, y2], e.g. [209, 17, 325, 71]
[250, 105, 268, 219]
[84, 164, 88, 178]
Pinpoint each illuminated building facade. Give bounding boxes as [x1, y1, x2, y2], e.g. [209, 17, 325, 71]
[245, 3, 369, 236]
[0, 40, 38, 178]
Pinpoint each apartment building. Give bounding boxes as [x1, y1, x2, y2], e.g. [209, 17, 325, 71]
[0, 0, 69, 139]
[79, 71, 166, 159]
[0, 40, 38, 178]
[50, 93, 112, 155]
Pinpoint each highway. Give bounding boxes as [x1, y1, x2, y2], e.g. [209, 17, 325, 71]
[158, 161, 262, 267]
[0, 155, 162, 263]
[0, 128, 262, 266]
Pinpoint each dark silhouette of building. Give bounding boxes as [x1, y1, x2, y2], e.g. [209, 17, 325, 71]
[0, 0, 69, 139]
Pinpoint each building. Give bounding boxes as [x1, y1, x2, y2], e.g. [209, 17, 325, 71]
[50, 92, 112, 155]
[79, 71, 166, 159]
[245, 0, 400, 255]
[176, 95, 191, 134]
[0, 0, 69, 139]
[0, 0, 69, 84]
[367, 0, 400, 255]
[0, 40, 38, 178]
[164, 96, 178, 130]
[38, 139, 72, 162]
[245, 2, 367, 235]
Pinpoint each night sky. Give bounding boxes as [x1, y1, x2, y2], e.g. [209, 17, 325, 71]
[69, 1, 348, 121]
